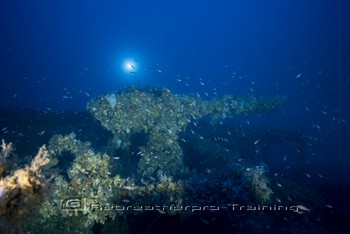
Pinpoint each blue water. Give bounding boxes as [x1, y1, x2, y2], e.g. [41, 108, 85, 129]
[1, 0, 349, 233]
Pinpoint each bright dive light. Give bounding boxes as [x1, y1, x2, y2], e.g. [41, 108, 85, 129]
[127, 63, 133, 70]
[123, 59, 137, 73]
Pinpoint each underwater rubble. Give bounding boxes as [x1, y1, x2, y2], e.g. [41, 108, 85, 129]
[3, 86, 329, 233]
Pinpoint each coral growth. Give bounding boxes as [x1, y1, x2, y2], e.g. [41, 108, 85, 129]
[0, 139, 15, 177]
[24, 133, 187, 232]
[1, 87, 285, 233]
[0, 139, 14, 159]
[46, 133, 117, 227]
[245, 165, 274, 203]
[87, 87, 284, 178]
[0, 145, 50, 232]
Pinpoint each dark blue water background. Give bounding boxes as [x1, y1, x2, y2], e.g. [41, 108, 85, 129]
[0, 0, 349, 231]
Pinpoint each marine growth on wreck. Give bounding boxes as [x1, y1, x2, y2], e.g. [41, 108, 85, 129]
[87, 87, 284, 178]
[0, 87, 285, 233]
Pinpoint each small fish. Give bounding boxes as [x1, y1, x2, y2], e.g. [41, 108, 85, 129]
[123, 186, 136, 190]
[276, 183, 283, 188]
[297, 205, 311, 213]
[296, 73, 302, 78]
[112, 157, 120, 160]
[158, 210, 166, 214]
[254, 139, 260, 145]
[313, 124, 321, 130]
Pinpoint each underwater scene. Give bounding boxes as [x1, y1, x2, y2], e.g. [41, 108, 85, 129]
[0, 0, 350, 233]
